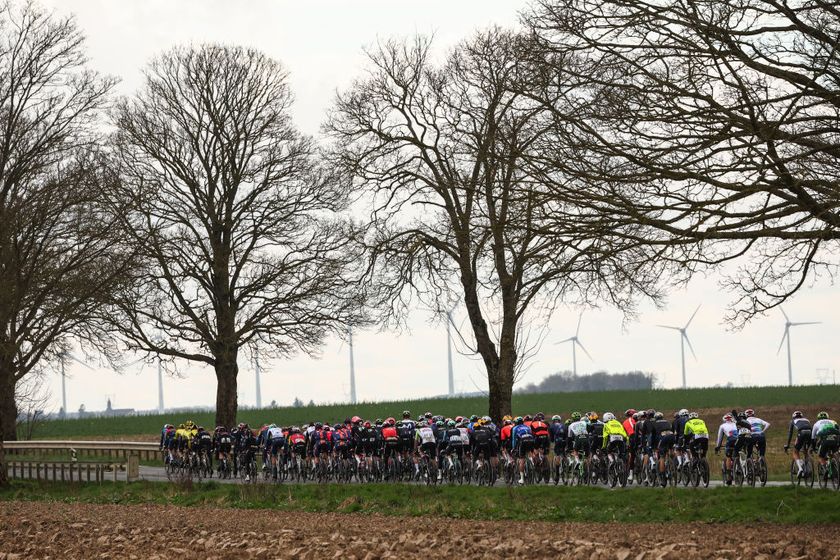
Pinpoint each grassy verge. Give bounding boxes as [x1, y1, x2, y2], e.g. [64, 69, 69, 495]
[1, 479, 837, 524]
[33, 384, 840, 440]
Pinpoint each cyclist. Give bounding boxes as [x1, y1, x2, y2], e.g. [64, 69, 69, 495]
[530, 413, 550, 467]
[500, 416, 514, 465]
[683, 412, 709, 459]
[714, 413, 739, 485]
[213, 425, 232, 474]
[265, 424, 284, 479]
[415, 419, 438, 480]
[194, 426, 213, 469]
[566, 411, 589, 471]
[602, 412, 628, 467]
[812, 412, 840, 471]
[549, 415, 566, 478]
[623, 410, 637, 482]
[510, 416, 535, 485]
[744, 408, 770, 459]
[471, 418, 498, 473]
[441, 419, 466, 474]
[672, 409, 690, 469]
[288, 427, 307, 474]
[650, 411, 675, 481]
[397, 411, 416, 466]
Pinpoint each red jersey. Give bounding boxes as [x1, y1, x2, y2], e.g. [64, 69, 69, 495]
[500, 424, 512, 441]
[381, 426, 398, 440]
[623, 418, 636, 437]
[530, 420, 549, 437]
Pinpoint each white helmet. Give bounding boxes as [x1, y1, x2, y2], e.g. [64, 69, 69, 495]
[678, 408, 689, 417]
[603, 412, 615, 422]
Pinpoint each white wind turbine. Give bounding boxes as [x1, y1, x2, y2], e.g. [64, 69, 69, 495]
[555, 313, 592, 377]
[58, 351, 93, 419]
[657, 305, 700, 390]
[777, 308, 820, 387]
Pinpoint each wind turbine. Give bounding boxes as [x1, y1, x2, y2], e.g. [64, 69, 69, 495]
[446, 308, 456, 397]
[555, 312, 593, 377]
[777, 308, 820, 387]
[348, 326, 357, 404]
[657, 305, 700, 390]
[253, 354, 262, 409]
[59, 351, 93, 419]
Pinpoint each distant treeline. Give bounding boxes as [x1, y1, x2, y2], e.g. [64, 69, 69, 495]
[517, 371, 654, 394]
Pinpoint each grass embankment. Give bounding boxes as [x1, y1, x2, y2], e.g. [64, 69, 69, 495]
[2, 479, 837, 524]
[36, 384, 839, 439]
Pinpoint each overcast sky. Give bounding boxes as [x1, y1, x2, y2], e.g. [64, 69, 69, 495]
[35, 0, 838, 414]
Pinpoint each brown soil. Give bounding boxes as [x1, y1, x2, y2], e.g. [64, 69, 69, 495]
[0, 501, 836, 559]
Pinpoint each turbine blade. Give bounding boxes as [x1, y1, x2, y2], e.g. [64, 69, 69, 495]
[575, 312, 583, 337]
[685, 304, 701, 329]
[576, 339, 593, 361]
[780, 307, 790, 322]
[554, 337, 574, 345]
[656, 325, 681, 331]
[683, 333, 697, 361]
[776, 327, 788, 355]
[790, 321, 821, 327]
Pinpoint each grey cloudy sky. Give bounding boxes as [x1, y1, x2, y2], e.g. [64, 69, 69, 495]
[36, 0, 838, 414]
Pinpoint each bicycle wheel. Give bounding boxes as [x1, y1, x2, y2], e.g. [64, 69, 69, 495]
[758, 457, 767, 487]
[746, 459, 755, 487]
[819, 462, 829, 489]
[804, 456, 815, 488]
[831, 458, 840, 491]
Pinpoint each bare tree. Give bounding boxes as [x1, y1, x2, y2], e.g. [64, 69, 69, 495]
[15, 373, 50, 440]
[524, 0, 840, 325]
[108, 45, 364, 429]
[0, 0, 118, 462]
[326, 30, 664, 421]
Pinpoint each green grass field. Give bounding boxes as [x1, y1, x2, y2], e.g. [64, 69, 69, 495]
[2, 479, 837, 524]
[33, 384, 839, 440]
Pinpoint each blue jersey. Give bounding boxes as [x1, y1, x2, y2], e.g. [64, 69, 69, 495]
[511, 424, 533, 448]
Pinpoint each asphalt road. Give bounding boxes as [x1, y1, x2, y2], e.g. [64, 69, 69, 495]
[137, 464, 793, 487]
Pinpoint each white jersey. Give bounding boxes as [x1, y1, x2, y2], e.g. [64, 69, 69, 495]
[812, 419, 835, 438]
[417, 426, 436, 444]
[746, 416, 769, 434]
[458, 427, 470, 444]
[568, 420, 588, 437]
[716, 421, 738, 446]
[267, 427, 283, 440]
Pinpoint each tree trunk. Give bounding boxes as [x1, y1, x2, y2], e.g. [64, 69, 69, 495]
[0, 363, 17, 443]
[214, 352, 239, 429]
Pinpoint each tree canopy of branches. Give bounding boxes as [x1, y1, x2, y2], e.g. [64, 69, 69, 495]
[0, 1, 118, 457]
[108, 44, 363, 429]
[525, 0, 840, 325]
[326, 30, 665, 421]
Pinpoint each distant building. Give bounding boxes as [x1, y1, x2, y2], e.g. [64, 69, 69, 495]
[103, 398, 135, 418]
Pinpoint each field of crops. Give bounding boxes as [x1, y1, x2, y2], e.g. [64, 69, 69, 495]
[33, 384, 839, 440]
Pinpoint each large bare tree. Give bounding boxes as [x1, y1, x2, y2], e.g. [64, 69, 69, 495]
[326, 30, 665, 421]
[524, 0, 840, 325]
[108, 45, 363, 429]
[0, 0, 118, 462]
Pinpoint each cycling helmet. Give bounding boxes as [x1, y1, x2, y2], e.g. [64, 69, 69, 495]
[588, 412, 599, 421]
[722, 414, 733, 422]
[564, 419, 571, 425]
[269, 423, 277, 429]
[502, 415, 512, 422]
[435, 420, 444, 427]
[514, 416, 524, 425]
[186, 419, 194, 426]
[315, 422, 322, 429]
[470, 415, 478, 422]
[291, 426, 300, 433]
[737, 412, 747, 421]
[624, 409, 636, 417]
[603, 412, 615, 422]
[447, 420, 456, 427]
[333, 424, 342, 430]
[351, 416, 361, 424]
[551, 415, 561, 422]
[570, 412, 581, 421]
[402, 410, 411, 418]
[483, 416, 492, 422]
[323, 425, 332, 432]
[344, 418, 352, 425]
[386, 417, 396, 426]
[817, 411, 829, 420]
[646, 409, 655, 417]
[238, 422, 246, 429]
[654, 412, 664, 420]
[523, 415, 532, 422]
[503, 418, 512, 425]
[688, 412, 699, 419]
[178, 423, 185, 429]
[678, 409, 688, 417]
[424, 412, 433, 419]
[535, 412, 545, 420]
[744, 409, 755, 417]
[363, 421, 371, 428]
[792, 411, 803, 419]
[375, 418, 383, 425]
[455, 416, 464, 423]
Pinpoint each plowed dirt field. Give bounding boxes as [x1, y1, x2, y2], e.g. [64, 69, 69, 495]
[0, 501, 835, 559]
